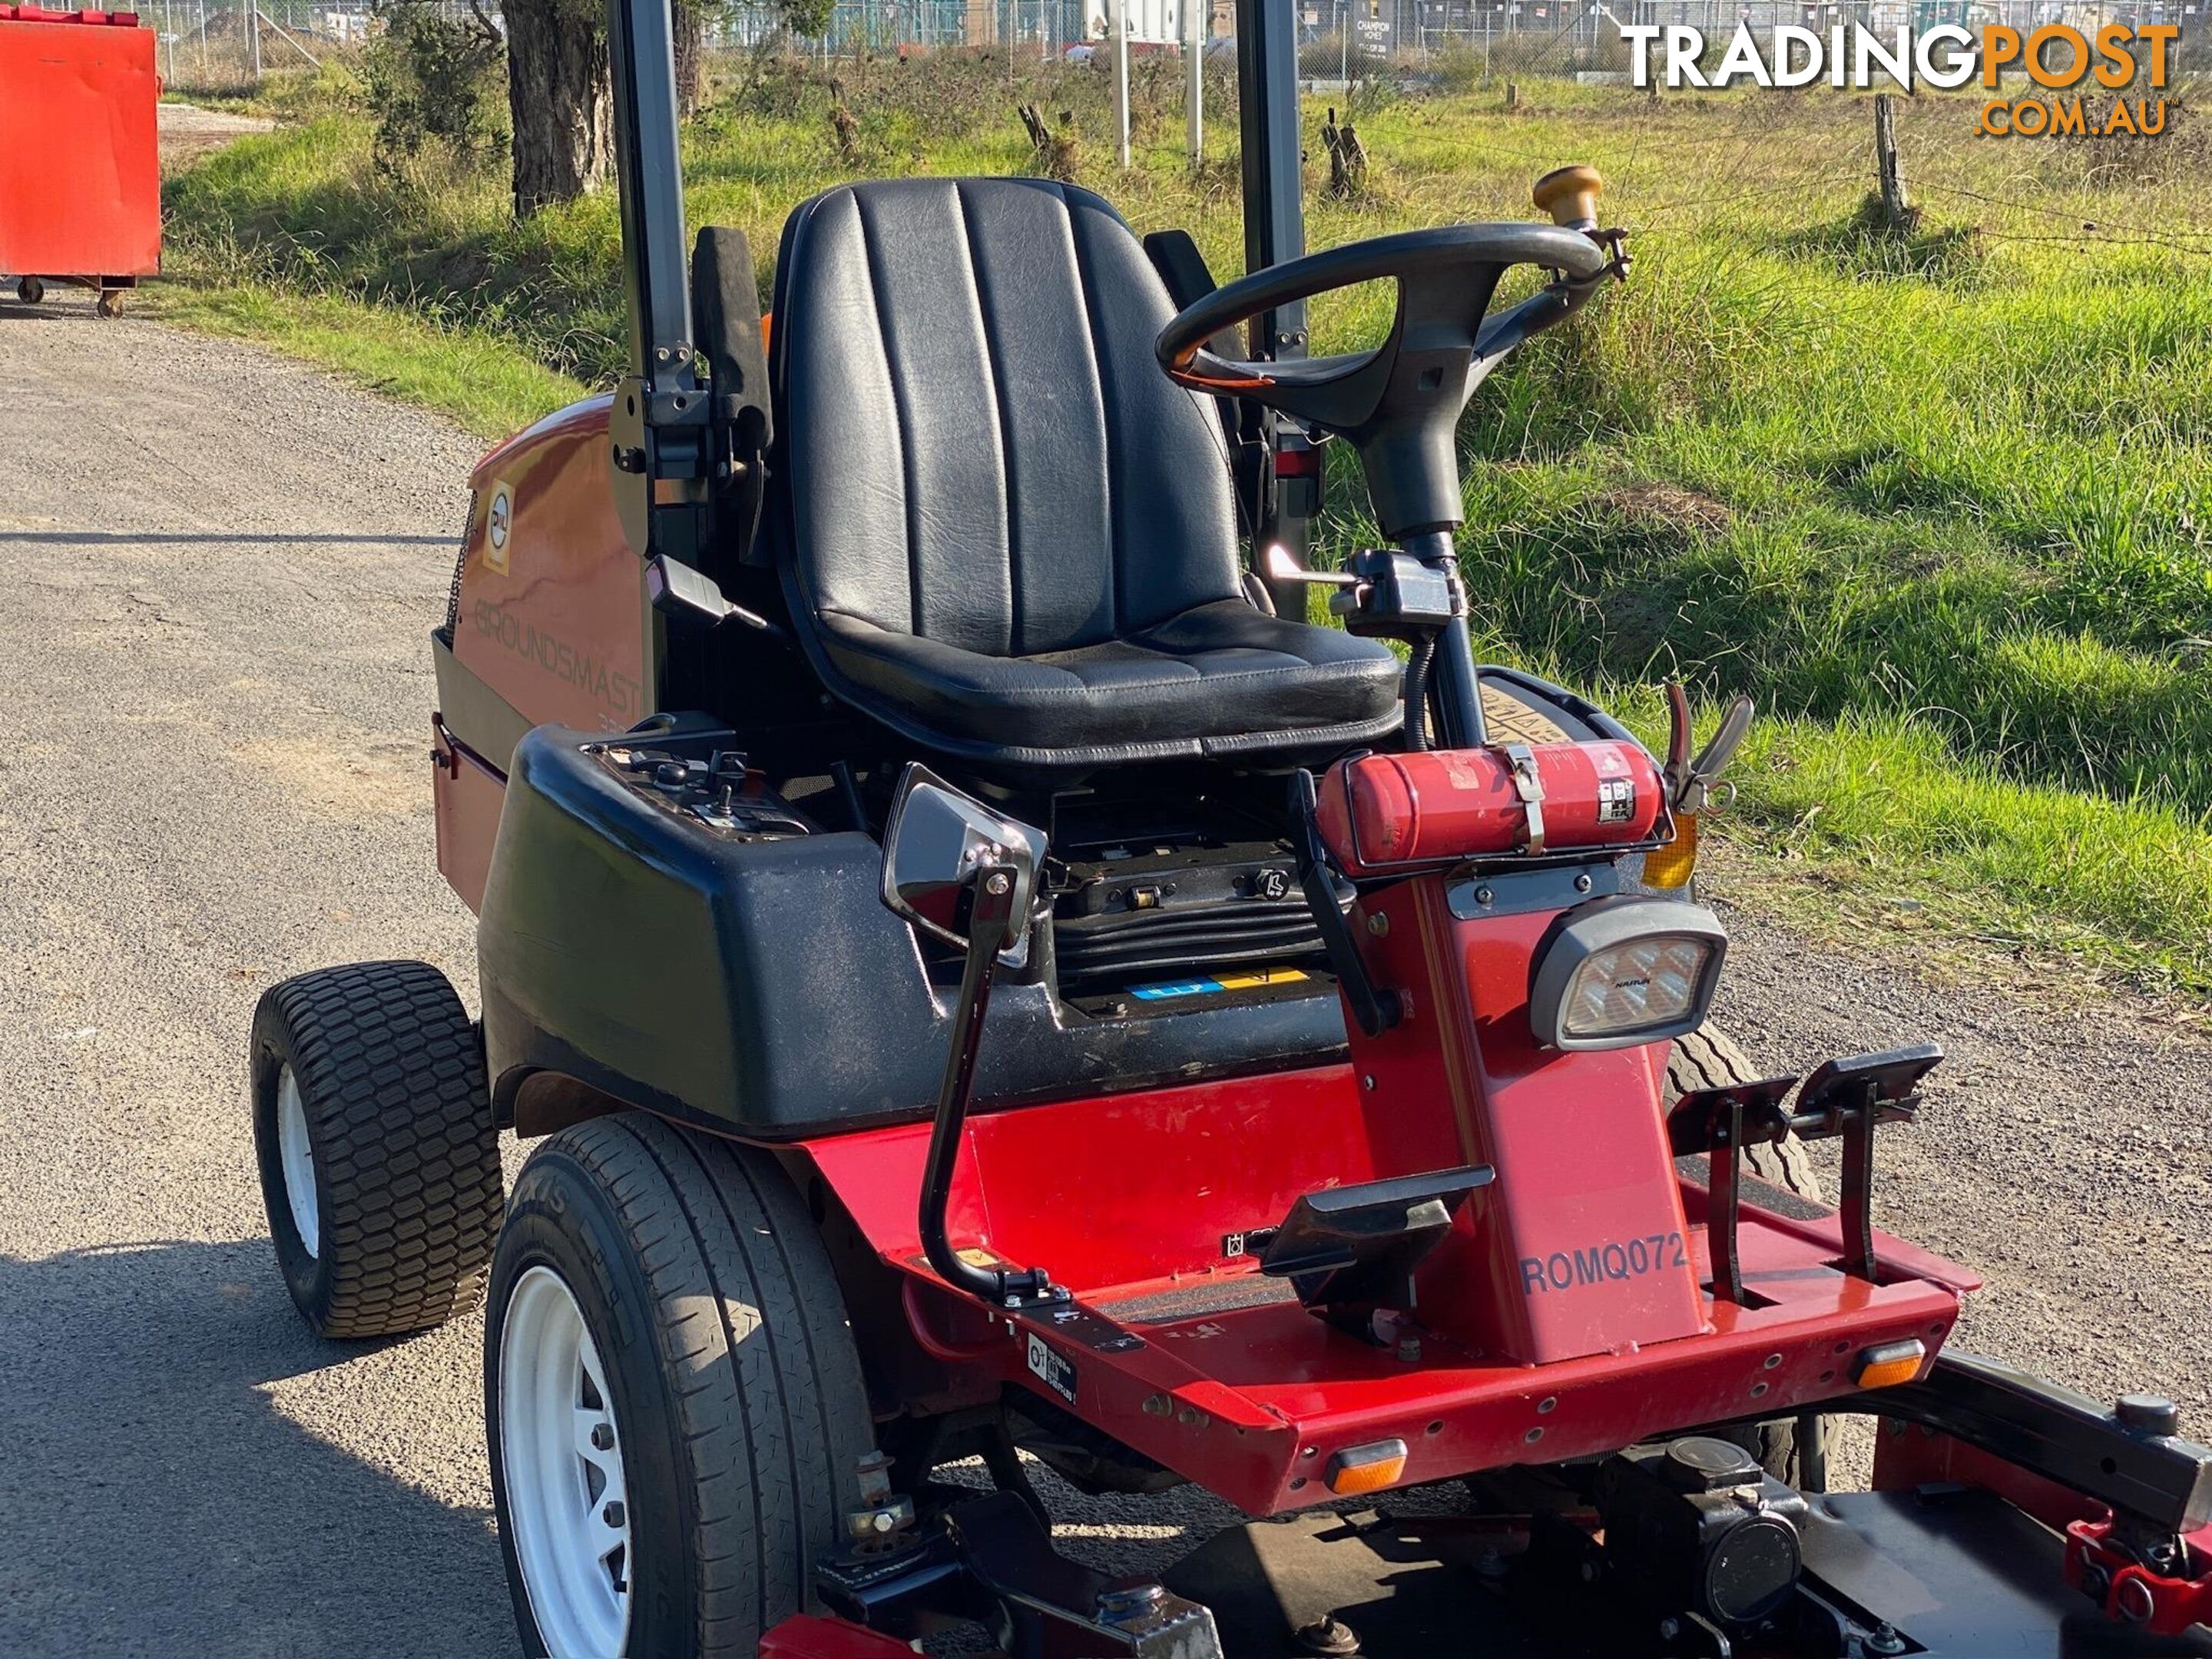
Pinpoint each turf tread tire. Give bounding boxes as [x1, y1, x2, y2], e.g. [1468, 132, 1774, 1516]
[489, 1114, 873, 1657]
[250, 959, 501, 1339]
[1479, 684, 1570, 747]
[1667, 1023, 1821, 1202]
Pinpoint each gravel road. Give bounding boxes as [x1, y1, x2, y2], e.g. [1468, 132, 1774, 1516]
[2, 303, 2206, 1656]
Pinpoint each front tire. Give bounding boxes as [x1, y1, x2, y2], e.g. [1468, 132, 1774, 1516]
[1667, 1023, 1820, 1202]
[249, 959, 502, 1338]
[487, 1114, 875, 1658]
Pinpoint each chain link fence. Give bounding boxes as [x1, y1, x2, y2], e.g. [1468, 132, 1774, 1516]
[151, 0, 2204, 99]
[150, 0, 368, 91]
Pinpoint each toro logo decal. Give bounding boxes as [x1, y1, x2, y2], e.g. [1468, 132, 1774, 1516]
[484, 481, 515, 575]
[1025, 1333, 1078, 1405]
[1520, 1231, 1688, 1295]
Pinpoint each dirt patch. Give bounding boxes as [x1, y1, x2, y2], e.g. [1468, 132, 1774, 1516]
[159, 101, 274, 167]
[230, 736, 425, 818]
[1598, 481, 1735, 536]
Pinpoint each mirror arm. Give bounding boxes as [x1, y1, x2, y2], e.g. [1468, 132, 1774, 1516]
[918, 863, 1056, 1309]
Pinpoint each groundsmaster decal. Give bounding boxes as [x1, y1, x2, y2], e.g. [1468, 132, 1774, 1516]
[472, 596, 643, 719]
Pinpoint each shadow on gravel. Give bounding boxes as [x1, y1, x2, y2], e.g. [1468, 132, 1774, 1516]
[0, 1240, 514, 1659]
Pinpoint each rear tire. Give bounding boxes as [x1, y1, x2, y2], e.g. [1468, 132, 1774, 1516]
[486, 1114, 876, 1659]
[249, 960, 502, 1338]
[16, 276, 43, 305]
[1667, 1022, 1826, 1483]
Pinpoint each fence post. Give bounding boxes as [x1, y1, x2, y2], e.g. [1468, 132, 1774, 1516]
[1185, 0, 1202, 165]
[1111, 0, 1131, 167]
[1873, 91, 1911, 230]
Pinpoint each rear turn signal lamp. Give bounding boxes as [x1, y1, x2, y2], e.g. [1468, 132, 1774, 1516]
[1853, 1339, 1927, 1390]
[1325, 1439, 1409, 1495]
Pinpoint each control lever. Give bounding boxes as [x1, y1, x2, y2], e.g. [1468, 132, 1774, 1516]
[646, 554, 785, 637]
[918, 862, 1055, 1309]
[1289, 770, 1400, 1039]
[1262, 541, 1358, 588]
[1661, 680, 1754, 815]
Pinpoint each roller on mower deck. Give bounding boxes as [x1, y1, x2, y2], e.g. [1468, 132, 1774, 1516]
[241, 0, 2212, 1650]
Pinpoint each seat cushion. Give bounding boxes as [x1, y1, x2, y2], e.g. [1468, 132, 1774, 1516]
[816, 598, 1406, 768]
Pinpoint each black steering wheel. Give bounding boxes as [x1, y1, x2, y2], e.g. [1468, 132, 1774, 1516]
[1156, 212, 1612, 539]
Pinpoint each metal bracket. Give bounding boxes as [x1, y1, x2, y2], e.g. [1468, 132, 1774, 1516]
[917, 863, 1055, 1309]
[1668, 1045, 1941, 1301]
[1882, 1350, 2212, 1536]
[1667, 1074, 1795, 1306]
[1501, 742, 1548, 857]
[1796, 1045, 1941, 1282]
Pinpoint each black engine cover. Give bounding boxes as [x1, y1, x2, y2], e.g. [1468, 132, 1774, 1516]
[476, 726, 1349, 1137]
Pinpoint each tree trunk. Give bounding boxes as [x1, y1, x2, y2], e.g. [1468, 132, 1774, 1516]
[505, 0, 612, 217]
[673, 0, 701, 116]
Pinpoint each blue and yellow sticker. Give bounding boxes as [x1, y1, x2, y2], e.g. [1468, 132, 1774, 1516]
[1128, 968, 1310, 1002]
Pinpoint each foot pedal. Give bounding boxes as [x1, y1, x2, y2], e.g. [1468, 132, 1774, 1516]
[1250, 1167, 1493, 1340]
[1669, 1045, 1941, 1302]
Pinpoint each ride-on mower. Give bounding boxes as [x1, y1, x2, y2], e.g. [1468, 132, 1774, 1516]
[243, 0, 2212, 1650]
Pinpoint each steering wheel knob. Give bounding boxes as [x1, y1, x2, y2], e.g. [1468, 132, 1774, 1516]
[1532, 164, 1604, 232]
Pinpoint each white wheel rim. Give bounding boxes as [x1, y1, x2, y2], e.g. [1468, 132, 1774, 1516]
[499, 1264, 631, 1657]
[275, 1065, 320, 1259]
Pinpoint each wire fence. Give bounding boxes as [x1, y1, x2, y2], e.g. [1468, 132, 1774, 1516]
[151, 0, 363, 90]
[150, 0, 2207, 98]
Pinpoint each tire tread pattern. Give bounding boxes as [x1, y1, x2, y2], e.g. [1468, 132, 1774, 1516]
[260, 960, 501, 1338]
[1666, 1023, 1822, 1201]
[536, 1117, 873, 1655]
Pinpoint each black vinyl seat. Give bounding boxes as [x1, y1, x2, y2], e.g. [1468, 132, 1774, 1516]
[768, 177, 1404, 771]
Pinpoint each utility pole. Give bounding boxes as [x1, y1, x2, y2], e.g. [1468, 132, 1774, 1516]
[248, 0, 261, 77]
[1111, 0, 1131, 167]
[1184, 0, 1202, 164]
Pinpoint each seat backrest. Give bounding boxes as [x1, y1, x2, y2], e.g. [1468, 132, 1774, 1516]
[770, 178, 1243, 659]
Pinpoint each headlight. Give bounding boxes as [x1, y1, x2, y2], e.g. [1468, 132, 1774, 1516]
[1528, 897, 1728, 1051]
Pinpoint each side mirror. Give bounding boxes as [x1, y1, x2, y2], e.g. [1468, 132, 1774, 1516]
[879, 764, 1045, 958]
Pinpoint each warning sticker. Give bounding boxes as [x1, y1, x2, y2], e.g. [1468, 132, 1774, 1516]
[1025, 1333, 1078, 1405]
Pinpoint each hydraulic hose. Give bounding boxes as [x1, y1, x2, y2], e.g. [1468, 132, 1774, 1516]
[1403, 636, 1435, 753]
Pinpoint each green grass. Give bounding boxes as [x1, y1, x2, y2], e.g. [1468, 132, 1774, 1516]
[156, 61, 2212, 995]
[145, 281, 582, 437]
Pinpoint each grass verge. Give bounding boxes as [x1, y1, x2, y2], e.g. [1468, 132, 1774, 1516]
[144, 280, 585, 439]
[1708, 710, 2212, 1002]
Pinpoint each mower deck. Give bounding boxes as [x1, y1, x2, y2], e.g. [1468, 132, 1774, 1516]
[798, 1062, 1972, 1518]
[1163, 1486, 2212, 1657]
